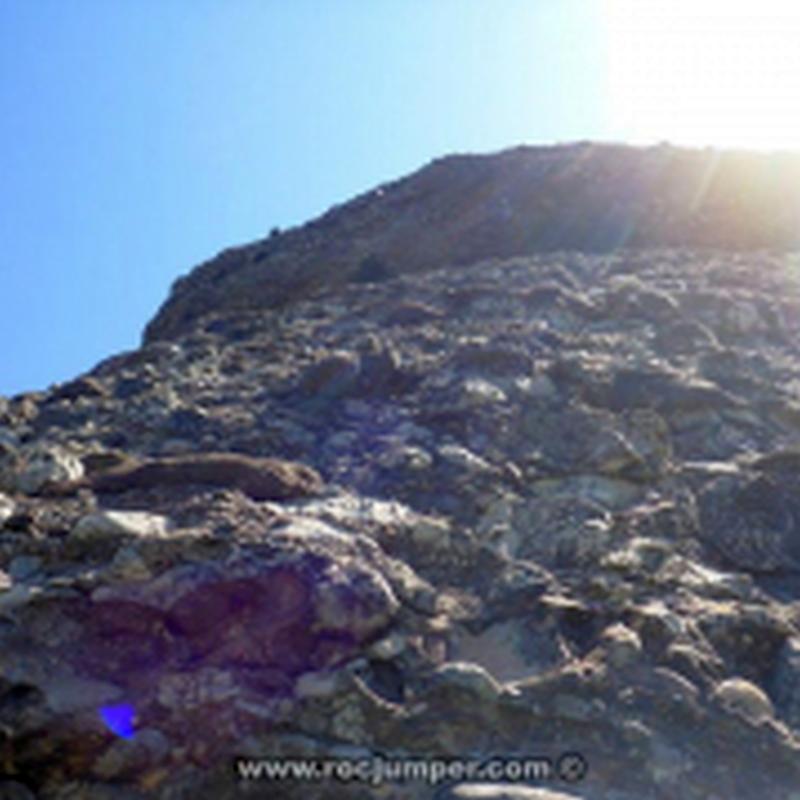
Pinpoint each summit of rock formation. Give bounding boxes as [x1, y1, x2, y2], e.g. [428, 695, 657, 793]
[3, 143, 800, 799]
[145, 142, 800, 342]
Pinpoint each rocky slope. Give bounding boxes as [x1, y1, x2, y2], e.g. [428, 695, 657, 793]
[145, 142, 800, 343]
[3, 144, 800, 799]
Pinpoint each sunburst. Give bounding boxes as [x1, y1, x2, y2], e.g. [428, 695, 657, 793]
[602, 0, 800, 151]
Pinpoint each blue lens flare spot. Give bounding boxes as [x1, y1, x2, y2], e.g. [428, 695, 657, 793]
[99, 703, 136, 739]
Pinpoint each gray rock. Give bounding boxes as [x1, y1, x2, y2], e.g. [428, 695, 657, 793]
[6, 556, 41, 581]
[357, 334, 407, 395]
[297, 350, 361, 401]
[487, 494, 611, 567]
[769, 637, 800, 731]
[605, 278, 680, 324]
[698, 472, 800, 572]
[608, 367, 740, 416]
[653, 318, 719, 357]
[92, 728, 170, 779]
[0, 782, 37, 800]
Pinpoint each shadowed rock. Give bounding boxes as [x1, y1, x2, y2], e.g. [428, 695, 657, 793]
[43, 452, 324, 501]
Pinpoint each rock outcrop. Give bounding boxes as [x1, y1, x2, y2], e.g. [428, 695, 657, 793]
[3, 143, 800, 799]
[144, 142, 800, 342]
[42, 452, 324, 502]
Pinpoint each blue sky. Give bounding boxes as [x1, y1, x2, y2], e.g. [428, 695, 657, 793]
[3, 1, 798, 395]
[0, 1, 609, 395]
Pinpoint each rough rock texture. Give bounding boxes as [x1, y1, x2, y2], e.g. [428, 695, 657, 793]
[42, 452, 324, 502]
[4, 143, 800, 799]
[144, 142, 800, 343]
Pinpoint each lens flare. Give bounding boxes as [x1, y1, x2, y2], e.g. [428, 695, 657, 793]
[99, 703, 136, 739]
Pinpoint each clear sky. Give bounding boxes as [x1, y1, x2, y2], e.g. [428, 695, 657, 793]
[2, 0, 800, 396]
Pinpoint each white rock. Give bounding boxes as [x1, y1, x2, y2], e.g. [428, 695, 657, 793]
[433, 662, 503, 702]
[462, 378, 507, 406]
[411, 516, 451, 548]
[313, 563, 399, 636]
[0, 492, 14, 524]
[71, 510, 170, 541]
[599, 623, 643, 668]
[439, 443, 493, 474]
[295, 669, 344, 699]
[366, 631, 407, 659]
[453, 622, 537, 684]
[712, 677, 775, 723]
[16, 443, 84, 494]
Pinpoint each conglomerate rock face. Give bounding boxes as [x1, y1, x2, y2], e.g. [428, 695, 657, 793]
[4, 145, 800, 799]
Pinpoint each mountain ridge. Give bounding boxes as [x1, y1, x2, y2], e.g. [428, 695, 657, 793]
[144, 141, 800, 343]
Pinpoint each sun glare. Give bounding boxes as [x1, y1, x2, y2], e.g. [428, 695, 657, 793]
[602, 0, 800, 151]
